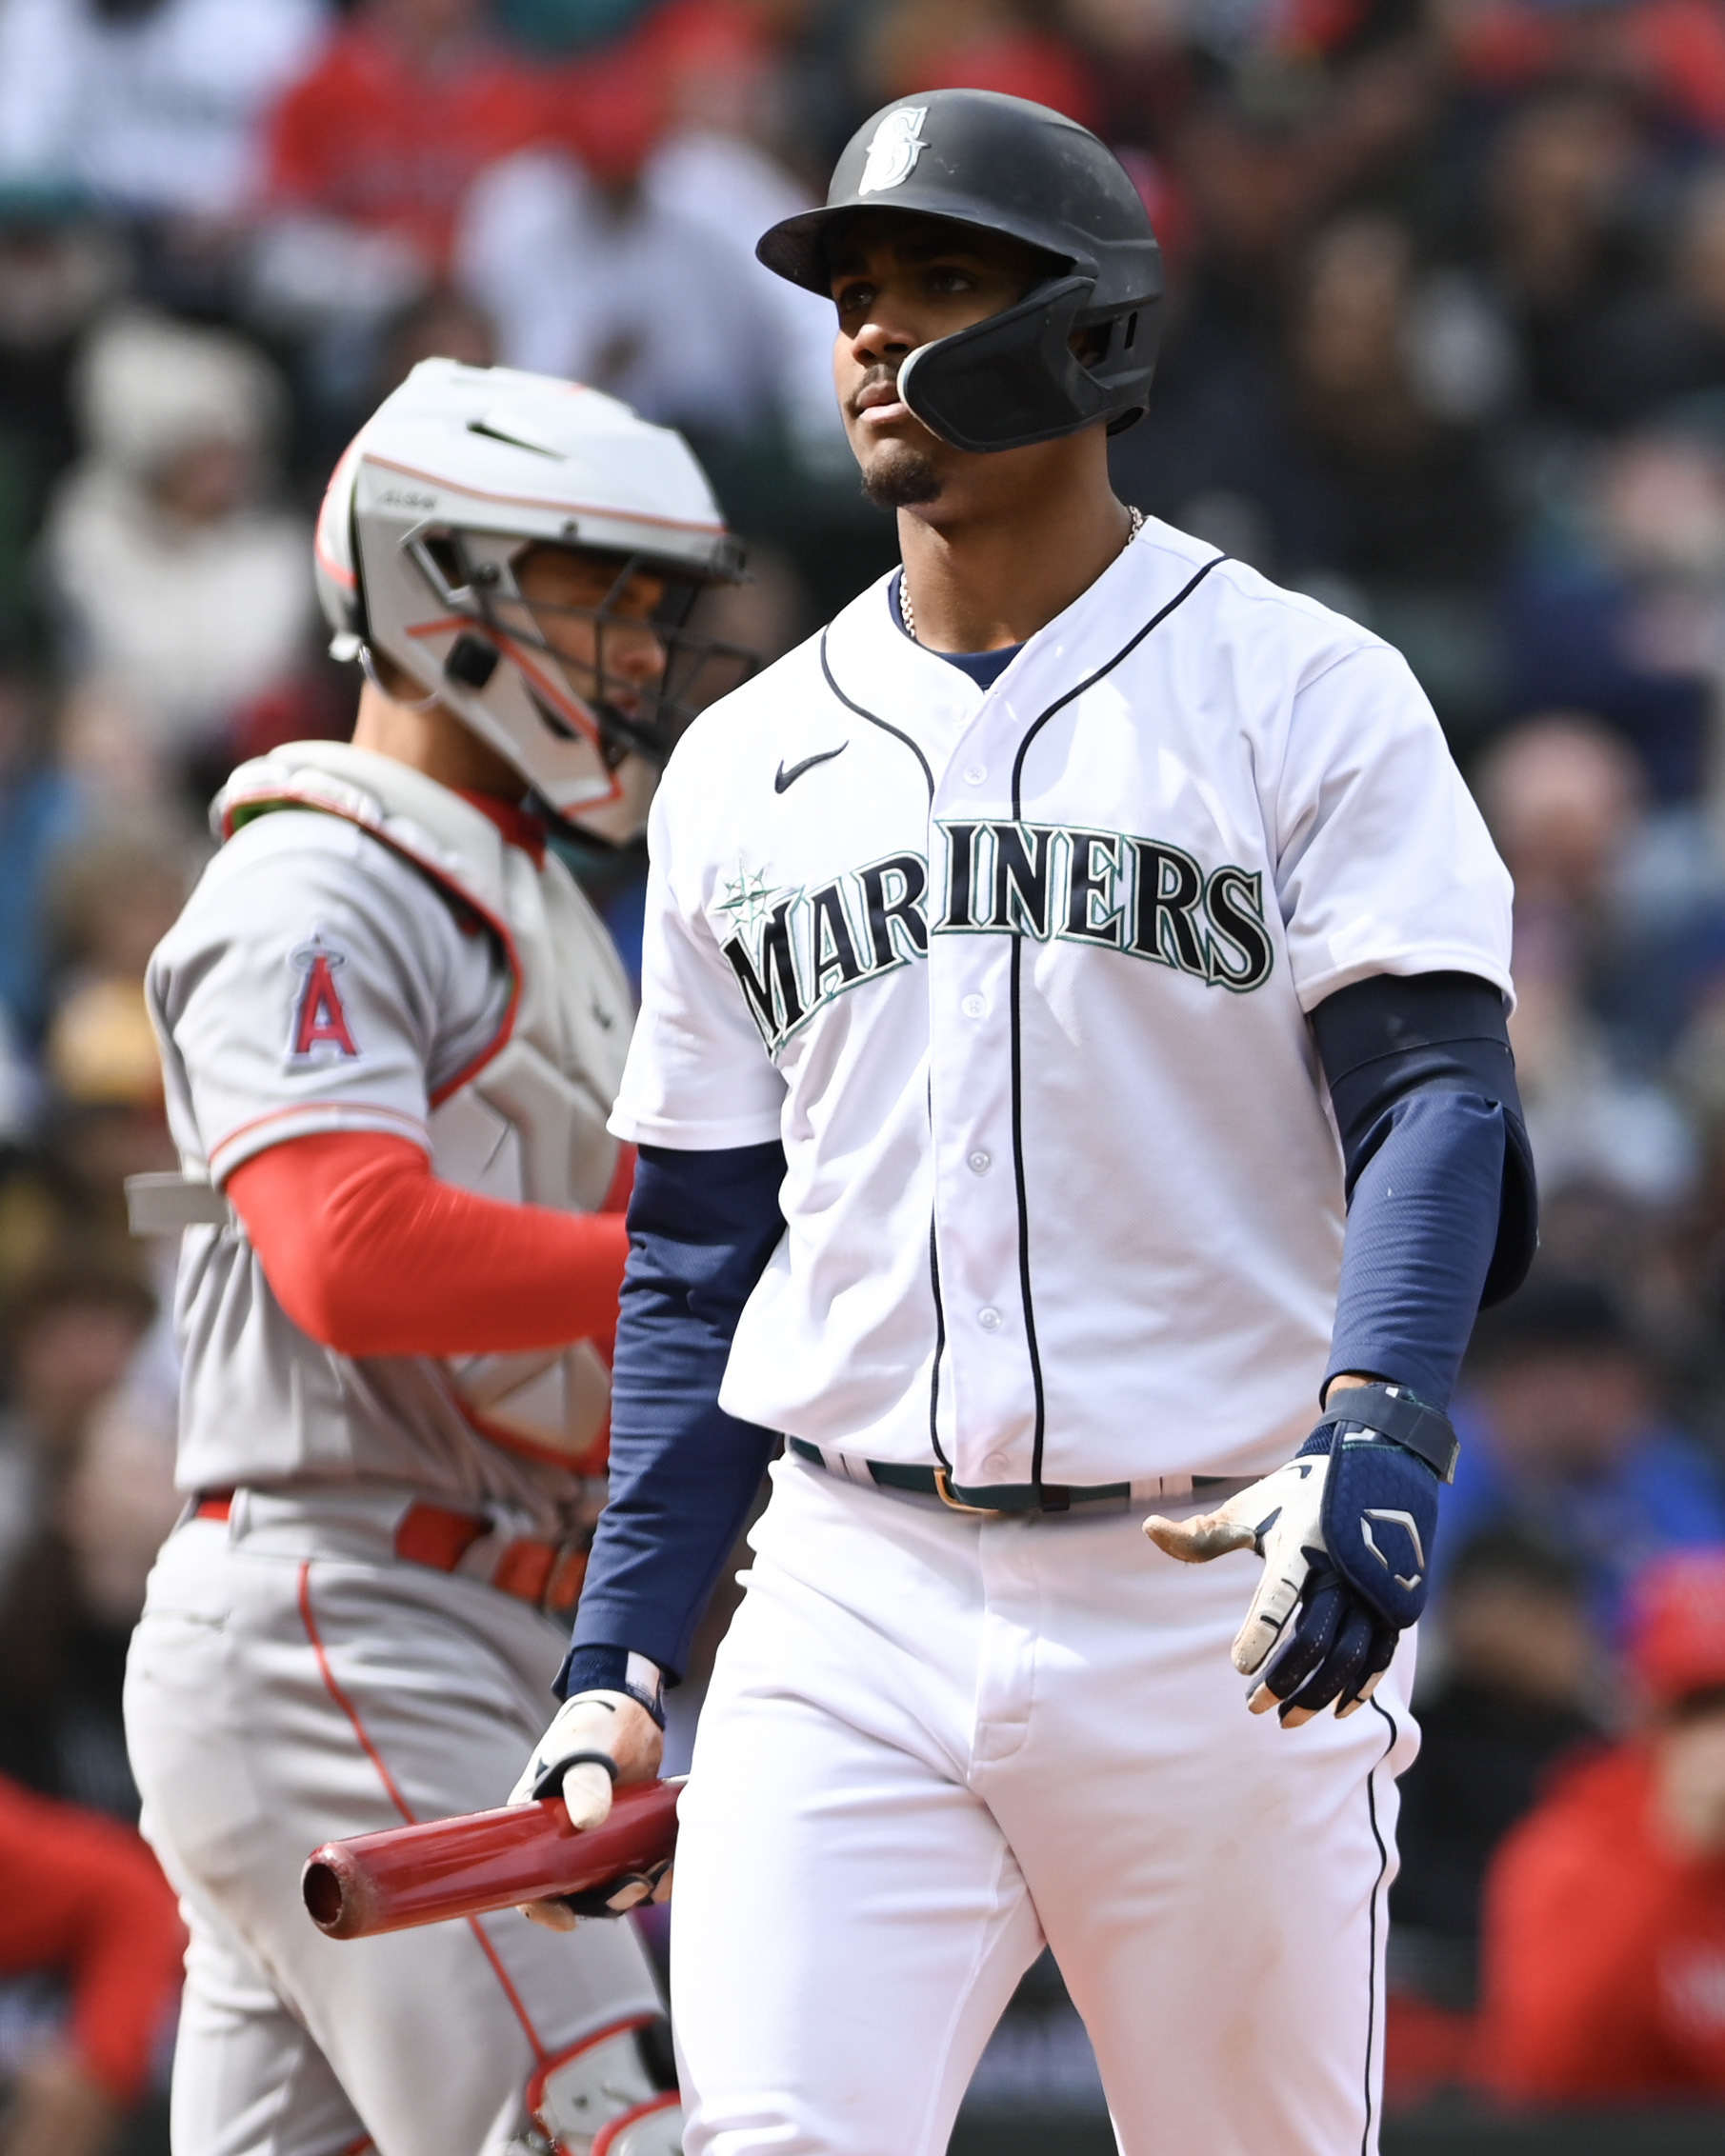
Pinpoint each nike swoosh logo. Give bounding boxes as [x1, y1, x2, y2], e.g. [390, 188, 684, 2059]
[774, 744, 848, 793]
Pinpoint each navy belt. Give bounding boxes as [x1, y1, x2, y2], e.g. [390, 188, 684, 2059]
[787, 1439, 1254, 1517]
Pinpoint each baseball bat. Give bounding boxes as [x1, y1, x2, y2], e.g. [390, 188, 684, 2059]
[302, 1779, 682, 1939]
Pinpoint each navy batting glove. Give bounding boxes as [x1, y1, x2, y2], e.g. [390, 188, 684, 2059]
[1146, 1381, 1454, 1727]
[1256, 1416, 1440, 1722]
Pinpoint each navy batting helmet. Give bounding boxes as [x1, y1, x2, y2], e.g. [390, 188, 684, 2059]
[756, 89, 1163, 455]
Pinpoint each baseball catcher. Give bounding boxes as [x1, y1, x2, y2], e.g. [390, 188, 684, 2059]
[124, 360, 748, 2156]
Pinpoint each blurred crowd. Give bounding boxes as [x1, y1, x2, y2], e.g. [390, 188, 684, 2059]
[6, 0, 1725, 2138]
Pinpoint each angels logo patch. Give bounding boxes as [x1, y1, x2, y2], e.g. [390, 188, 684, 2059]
[857, 107, 928, 195]
[288, 932, 359, 1061]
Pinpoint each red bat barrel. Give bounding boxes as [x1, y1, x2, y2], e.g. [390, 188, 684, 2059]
[302, 1779, 682, 1939]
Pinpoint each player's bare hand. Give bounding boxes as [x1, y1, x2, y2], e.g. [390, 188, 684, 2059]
[509, 1689, 663, 1927]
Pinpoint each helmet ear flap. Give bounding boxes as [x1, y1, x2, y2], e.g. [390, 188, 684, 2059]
[899, 275, 1108, 453]
[1090, 295, 1162, 435]
[897, 273, 1165, 454]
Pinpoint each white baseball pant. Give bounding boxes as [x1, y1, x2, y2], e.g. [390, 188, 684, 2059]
[124, 1503, 660, 2156]
[670, 1453, 1418, 2156]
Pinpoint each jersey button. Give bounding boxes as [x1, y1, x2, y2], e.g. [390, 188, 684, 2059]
[978, 1306, 1003, 1332]
[963, 763, 987, 786]
[961, 993, 986, 1019]
[967, 1148, 992, 1174]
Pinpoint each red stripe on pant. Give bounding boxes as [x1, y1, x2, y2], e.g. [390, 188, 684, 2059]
[294, 1560, 551, 2065]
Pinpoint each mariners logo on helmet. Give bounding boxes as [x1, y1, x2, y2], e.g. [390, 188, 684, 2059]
[858, 107, 928, 195]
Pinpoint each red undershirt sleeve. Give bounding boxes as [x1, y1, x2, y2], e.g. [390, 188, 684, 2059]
[226, 1129, 630, 1360]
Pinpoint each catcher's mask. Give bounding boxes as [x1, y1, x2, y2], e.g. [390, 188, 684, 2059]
[405, 524, 755, 830]
[316, 358, 754, 844]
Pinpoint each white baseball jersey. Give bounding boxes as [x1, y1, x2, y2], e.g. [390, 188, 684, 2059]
[612, 519, 1514, 1489]
[149, 740, 632, 1531]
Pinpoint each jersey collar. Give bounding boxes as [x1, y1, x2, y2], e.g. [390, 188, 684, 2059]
[457, 789, 549, 869]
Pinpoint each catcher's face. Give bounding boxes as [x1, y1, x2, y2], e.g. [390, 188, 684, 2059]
[506, 544, 670, 727]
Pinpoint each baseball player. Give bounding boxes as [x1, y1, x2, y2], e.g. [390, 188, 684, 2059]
[122, 361, 751, 2156]
[514, 90, 1537, 2156]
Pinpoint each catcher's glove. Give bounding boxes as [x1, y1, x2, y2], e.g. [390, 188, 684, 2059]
[1144, 1382, 1456, 1726]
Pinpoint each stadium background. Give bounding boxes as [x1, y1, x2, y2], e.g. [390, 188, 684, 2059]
[3, 0, 1725, 2148]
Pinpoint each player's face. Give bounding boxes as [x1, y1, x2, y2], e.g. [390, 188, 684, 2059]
[828, 213, 1051, 507]
[506, 545, 670, 722]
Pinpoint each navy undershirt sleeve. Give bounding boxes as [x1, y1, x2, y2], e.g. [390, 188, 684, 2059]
[557, 1140, 785, 1694]
[1313, 971, 1537, 1409]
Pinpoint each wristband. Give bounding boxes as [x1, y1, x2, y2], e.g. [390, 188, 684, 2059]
[1313, 1381, 1459, 1484]
[558, 1645, 667, 1727]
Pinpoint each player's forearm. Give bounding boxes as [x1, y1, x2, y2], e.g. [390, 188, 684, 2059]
[226, 1130, 629, 1358]
[566, 1243, 778, 1686]
[1314, 971, 1535, 1407]
[561, 1405, 775, 1691]
[562, 1140, 785, 1687]
[1324, 1089, 1506, 1407]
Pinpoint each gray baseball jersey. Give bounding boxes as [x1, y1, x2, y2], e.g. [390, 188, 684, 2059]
[148, 742, 632, 1534]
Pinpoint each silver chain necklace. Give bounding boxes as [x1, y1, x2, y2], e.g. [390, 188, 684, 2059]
[900, 504, 1145, 646]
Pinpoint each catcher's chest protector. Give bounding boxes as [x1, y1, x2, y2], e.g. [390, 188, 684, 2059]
[218, 741, 632, 1467]
[529, 2016, 683, 2156]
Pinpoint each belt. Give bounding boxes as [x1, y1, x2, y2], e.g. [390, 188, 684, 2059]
[194, 1491, 589, 1616]
[786, 1441, 1254, 1517]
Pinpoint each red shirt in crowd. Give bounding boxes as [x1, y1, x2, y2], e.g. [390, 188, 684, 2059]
[0, 1777, 184, 2104]
[262, 23, 547, 270]
[1481, 1741, 1725, 2100]
[1450, 0, 1725, 136]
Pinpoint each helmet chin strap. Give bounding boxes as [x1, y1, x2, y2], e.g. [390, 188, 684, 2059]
[360, 642, 442, 713]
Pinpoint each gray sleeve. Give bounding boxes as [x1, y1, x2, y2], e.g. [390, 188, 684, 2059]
[149, 811, 507, 1185]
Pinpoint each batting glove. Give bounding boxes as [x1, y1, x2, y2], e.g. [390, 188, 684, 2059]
[509, 1689, 667, 1932]
[510, 1690, 663, 1830]
[1144, 1383, 1456, 1727]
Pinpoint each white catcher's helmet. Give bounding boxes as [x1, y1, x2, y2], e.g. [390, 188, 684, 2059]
[314, 358, 751, 840]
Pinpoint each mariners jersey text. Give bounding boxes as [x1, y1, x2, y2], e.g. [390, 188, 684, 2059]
[720, 821, 1274, 1053]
